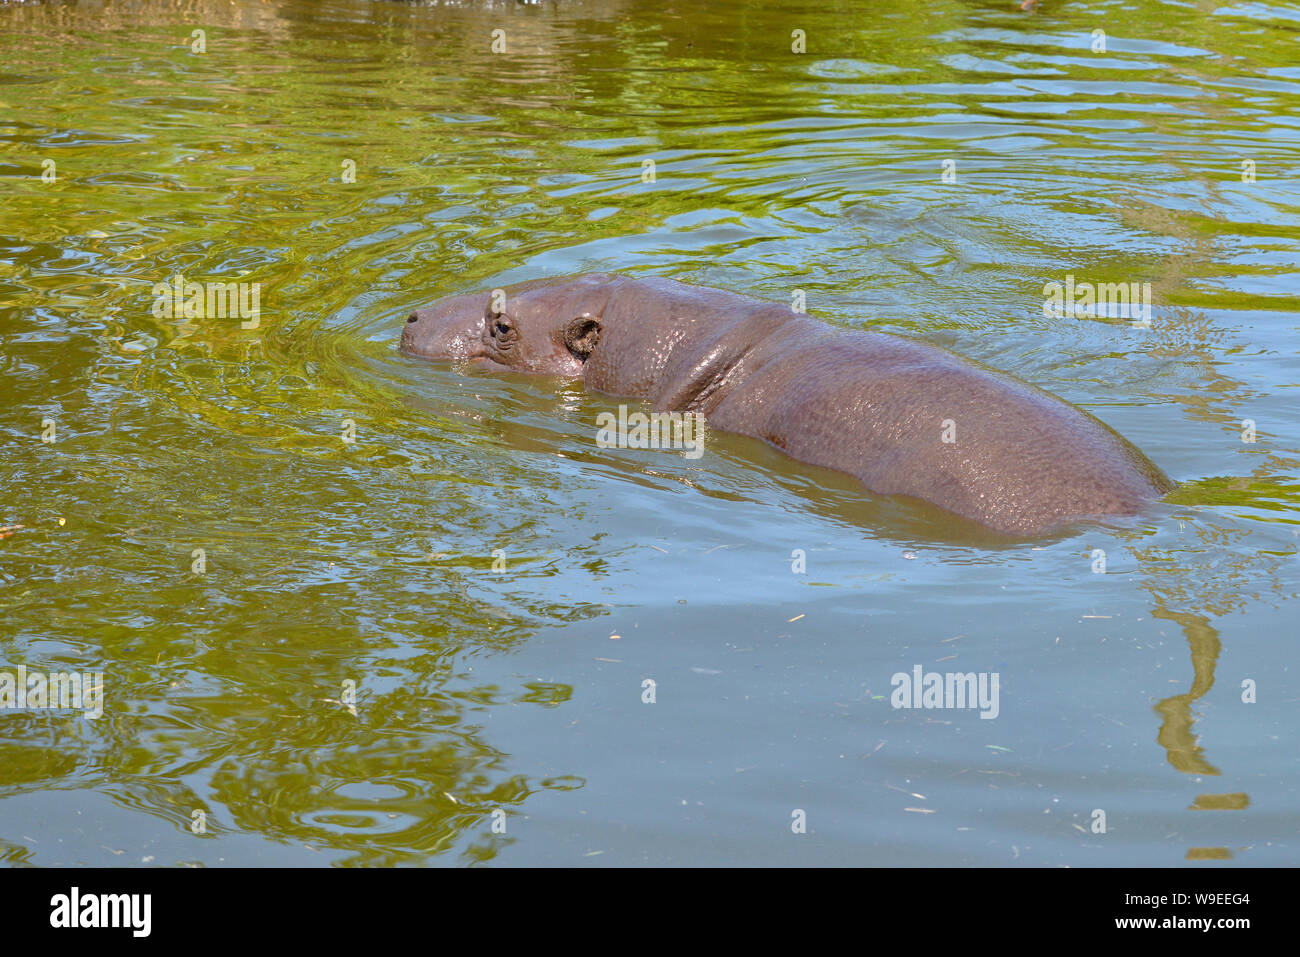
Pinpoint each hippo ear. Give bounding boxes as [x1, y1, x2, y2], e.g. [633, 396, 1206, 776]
[564, 315, 602, 361]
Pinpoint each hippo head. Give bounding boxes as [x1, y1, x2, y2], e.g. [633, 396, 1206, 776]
[401, 273, 627, 376]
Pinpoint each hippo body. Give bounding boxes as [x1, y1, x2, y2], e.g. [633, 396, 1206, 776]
[401, 273, 1173, 536]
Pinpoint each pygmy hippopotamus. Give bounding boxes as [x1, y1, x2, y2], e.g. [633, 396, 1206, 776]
[400, 273, 1174, 536]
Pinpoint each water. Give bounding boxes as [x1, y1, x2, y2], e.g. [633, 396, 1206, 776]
[1, 0, 1297, 866]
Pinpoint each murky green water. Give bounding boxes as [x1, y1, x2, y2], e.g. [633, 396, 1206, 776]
[2, 0, 1297, 866]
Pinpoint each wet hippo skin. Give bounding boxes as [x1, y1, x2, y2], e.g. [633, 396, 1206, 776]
[400, 273, 1174, 536]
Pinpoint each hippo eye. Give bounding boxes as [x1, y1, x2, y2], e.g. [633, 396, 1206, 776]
[490, 313, 516, 339]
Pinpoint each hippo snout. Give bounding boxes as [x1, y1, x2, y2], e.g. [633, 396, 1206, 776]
[400, 296, 494, 362]
[400, 308, 444, 356]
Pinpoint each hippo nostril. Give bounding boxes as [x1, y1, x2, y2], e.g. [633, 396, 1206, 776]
[407, 313, 420, 323]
